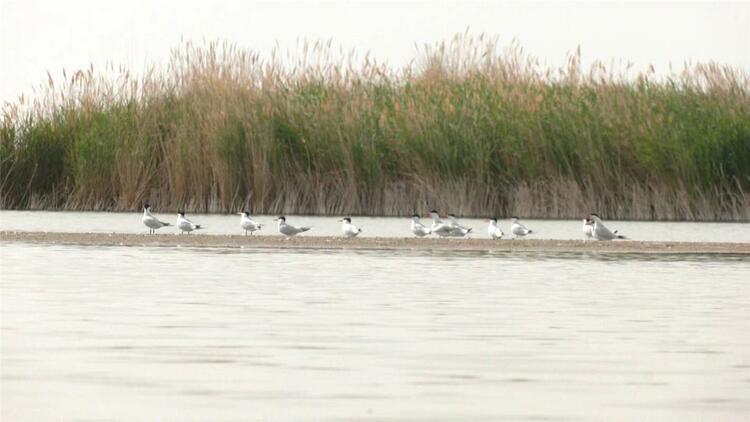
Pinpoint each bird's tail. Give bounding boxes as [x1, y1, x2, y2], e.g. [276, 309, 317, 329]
[195, 225, 203, 230]
[301, 227, 311, 232]
[466, 228, 473, 233]
[162, 222, 171, 226]
[616, 234, 626, 239]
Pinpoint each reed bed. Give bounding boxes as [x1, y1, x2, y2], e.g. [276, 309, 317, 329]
[2, 35, 749, 220]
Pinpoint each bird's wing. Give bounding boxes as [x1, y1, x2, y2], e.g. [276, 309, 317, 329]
[598, 224, 617, 239]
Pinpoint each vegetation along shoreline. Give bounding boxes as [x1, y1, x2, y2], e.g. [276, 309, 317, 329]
[2, 36, 748, 220]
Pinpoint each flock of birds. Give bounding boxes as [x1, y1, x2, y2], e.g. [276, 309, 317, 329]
[141, 204, 627, 240]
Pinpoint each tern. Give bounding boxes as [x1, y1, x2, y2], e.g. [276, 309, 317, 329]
[582, 217, 594, 239]
[588, 213, 626, 240]
[340, 217, 363, 238]
[410, 214, 431, 237]
[487, 217, 504, 239]
[510, 217, 533, 238]
[446, 214, 473, 236]
[275, 216, 311, 237]
[141, 204, 170, 234]
[239, 211, 263, 236]
[176, 211, 202, 234]
[429, 210, 451, 237]
[429, 210, 458, 237]
[428, 210, 471, 237]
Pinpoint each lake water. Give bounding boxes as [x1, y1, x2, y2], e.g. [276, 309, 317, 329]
[1, 241, 749, 421]
[1, 210, 750, 243]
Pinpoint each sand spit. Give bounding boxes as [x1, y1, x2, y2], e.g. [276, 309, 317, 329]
[1, 231, 749, 254]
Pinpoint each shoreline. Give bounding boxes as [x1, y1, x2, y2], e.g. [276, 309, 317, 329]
[1, 231, 749, 254]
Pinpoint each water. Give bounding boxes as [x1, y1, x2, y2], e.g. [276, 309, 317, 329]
[1, 243, 749, 421]
[2, 210, 750, 243]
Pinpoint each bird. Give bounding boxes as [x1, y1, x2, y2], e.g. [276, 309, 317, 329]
[589, 213, 626, 240]
[428, 210, 458, 237]
[428, 210, 472, 237]
[340, 217, 363, 237]
[176, 211, 202, 234]
[446, 214, 473, 237]
[410, 214, 431, 237]
[510, 217, 533, 238]
[141, 204, 170, 234]
[487, 217, 504, 239]
[582, 217, 594, 239]
[275, 216, 311, 236]
[239, 211, 263, 236]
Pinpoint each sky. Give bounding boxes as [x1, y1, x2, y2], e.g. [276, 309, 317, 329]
[1, 0, 749, 103]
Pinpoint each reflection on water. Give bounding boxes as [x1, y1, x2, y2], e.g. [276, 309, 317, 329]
[2, 210, 750, 243]
[1, 244, 749, 421]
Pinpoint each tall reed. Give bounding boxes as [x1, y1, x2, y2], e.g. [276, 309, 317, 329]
[2, 35, 749, 220]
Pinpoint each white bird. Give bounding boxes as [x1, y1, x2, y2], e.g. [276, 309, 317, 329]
[589, 213, 626, 240]
[340, 217, 363, 238]
[446, 214, 473, 237]
[582, 217, 594, 239]
[410, 214, 431, 237]
[429, 210, 459, 237]
[141, 204, 170, 234]
[239, 211, 263, 236]
[510, 216, 533, 238]
[275, 216, 311, 237]
[176, 211, 202, 234]
[487, 217, 504, 239]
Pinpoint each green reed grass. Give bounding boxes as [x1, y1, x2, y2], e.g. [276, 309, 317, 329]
[2, 36, 749, 219]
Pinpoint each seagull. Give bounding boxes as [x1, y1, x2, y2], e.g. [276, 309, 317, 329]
[176, 211, 202, 234]
[582, 217, 594, 239]
[340, 217, 363, 238]
[275, 216, 311, 237]
[239, 211, 263, 236]
[446, 214, 473, 237]
[487, 217, 504, 239]
[510, 217, 533, 238]
[141, 204, 170, 234]
[589, 213, 626, 240]
[410, 214, 431, 237]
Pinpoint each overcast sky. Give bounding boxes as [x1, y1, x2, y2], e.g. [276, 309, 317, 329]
[1, 0, 748, 103]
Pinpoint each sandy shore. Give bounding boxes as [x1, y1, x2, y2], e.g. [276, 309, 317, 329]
[1, 231, 749, 254]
